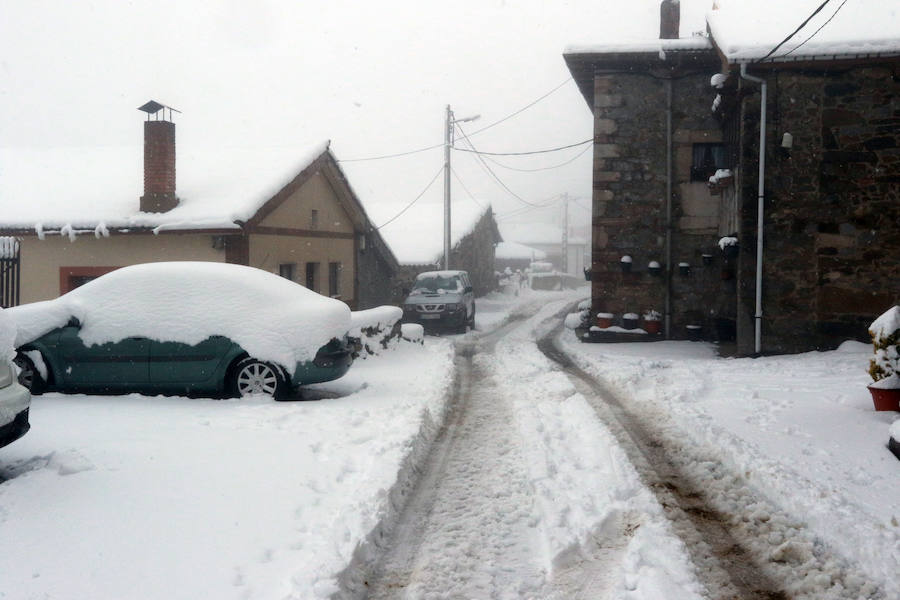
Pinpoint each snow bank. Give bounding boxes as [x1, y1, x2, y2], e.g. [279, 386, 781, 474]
[6, 262, 351, 373]
[347, 306, 404, 358]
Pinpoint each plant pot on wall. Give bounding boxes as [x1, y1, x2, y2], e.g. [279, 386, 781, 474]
[643, 310, 662, 335]
[620, 255, 633, 273]
[686, 324, 703, 341]
[596, 312, 614, 329]
[647, 261, 662, 276]
[702, 254, 713, 266]
[678, 262, 691, 277]
[622, 312, 639, 330]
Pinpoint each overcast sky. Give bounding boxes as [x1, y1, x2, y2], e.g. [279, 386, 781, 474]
[0, 0, 711, 261]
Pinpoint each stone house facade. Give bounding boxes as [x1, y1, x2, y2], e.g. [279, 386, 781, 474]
[565, 2, 899, 354]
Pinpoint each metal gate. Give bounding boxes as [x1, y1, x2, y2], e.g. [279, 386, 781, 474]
[0, 237, 20, 308]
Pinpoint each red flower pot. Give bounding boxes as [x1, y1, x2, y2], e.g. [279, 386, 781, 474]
[868, 385, 900, 411]
[644, 320, 661, 335]
[596, 313, 614, 328]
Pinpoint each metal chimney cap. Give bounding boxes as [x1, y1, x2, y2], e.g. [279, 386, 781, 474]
[138, 100, 166, 114]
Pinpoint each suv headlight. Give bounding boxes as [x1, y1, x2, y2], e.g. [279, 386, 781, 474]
[0, 361, 12, 388]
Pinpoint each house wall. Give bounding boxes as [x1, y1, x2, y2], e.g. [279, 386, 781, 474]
[251, 170, 357, 305]
[18, 232, 224, 303]
[734, 64, 900, 353]
[590, 70, 733, 336]
[357, 232, 398, 308]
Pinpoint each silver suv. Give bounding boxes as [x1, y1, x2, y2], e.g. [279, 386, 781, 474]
[402, 270, 475, 334]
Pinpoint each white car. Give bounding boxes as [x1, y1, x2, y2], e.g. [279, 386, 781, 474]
[0, 307, 30, 448]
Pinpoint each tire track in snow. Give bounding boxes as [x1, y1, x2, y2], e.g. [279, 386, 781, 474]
[540, 322, 884, 600]
[363, 344, 550, 599]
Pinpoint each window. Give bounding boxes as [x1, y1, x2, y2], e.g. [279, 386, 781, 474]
[310, 209, 319, 230]
[690, 143, 727, 182]
[328, 262, 341, 298]
[59, 266, 120, 294]
[278, 263, 295, 281]
[305, 262, 319, 292]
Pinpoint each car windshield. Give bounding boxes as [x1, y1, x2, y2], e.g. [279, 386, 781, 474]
[413, 275, 462, 294]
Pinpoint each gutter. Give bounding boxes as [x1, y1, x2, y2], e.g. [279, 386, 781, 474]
[739, 63, 767, 355]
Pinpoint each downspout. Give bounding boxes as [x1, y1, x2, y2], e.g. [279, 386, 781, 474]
[740, 63, 767, 355]
[664, 77, 673, 339]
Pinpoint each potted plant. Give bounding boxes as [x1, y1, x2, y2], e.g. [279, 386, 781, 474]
[622, 312, 639, 330]
[596, 312, 614, 329]
[642, 310, 662, 335]
[678, 262, 691, 277]
[647, 260, 662, 276]
[620, 255, 633, 273]
[719, 236, 739, 260]
[686, 324, 703, 341]
[702, 253, 713, 266]
[867, 305, 900, 411]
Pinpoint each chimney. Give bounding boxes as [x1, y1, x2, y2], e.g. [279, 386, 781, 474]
[138, 100, 179, 213]
[660, 0, 680, 40]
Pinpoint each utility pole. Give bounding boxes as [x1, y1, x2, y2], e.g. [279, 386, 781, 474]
[561, 193, 569, 274]
[442, 106, 480, 271]
[443, 105, 452, 270]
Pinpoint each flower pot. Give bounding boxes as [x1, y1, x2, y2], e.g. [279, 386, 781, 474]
[702, 254, 713, 266]
[622, 313, 639, 330]
[686, 325, 702, 341]
[596, 312, 614, 329]
[678, 263, 691, 277]
[583, 268, 591, 282]
[868, 385, 900, 411]
[647, 261, 661, 277]
[644, 320, 661, 335]
[722, 244, 739, 260]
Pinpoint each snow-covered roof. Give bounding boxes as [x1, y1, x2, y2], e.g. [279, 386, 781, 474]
[387, 202, 492, 266]
[0, 142, 330, 232]
[707, 0, 900, 64]
[499, 223, 587, 247]
[495, 241, 547, 261]
[564, 36, 712, 57]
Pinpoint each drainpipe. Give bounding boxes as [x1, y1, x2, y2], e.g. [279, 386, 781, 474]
[740, 63, 767, 355]
[664, 78, 673, 339]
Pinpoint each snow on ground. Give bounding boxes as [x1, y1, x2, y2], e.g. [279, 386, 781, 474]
[486, 295, 705, 599]
[558, 329, 900, 597]
[0, 338, 453, 600]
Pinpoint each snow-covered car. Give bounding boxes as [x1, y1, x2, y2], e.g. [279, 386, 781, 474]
[7, 262, 353, 399]
[0, 307, 30, 448]
[401, 270, 475, 334]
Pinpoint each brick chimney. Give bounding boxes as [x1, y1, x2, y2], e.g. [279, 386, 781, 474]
[660, 0, 680, 39]
[138, 100, 178, 213]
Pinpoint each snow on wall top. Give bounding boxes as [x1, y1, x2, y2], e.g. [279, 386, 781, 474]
[495, 241, 547, 261]
[6, 262, 351, 372]
[707, 0, 900, 63]
[0, 141, 330, 231]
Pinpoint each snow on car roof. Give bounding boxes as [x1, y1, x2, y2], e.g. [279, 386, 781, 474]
[6, 262, 351, 373]
[416, 270, 466, 279]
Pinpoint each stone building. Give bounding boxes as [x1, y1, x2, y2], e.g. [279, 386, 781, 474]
[0, 101, 399, 310]
[565, 1, 899, 354]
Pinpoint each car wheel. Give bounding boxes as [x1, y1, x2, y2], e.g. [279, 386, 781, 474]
[468, 306, 476, 328]
[230, 358, 287, 399]
[14, 353, 46, 395]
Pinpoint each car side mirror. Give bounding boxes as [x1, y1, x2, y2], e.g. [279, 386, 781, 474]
[465, 286, 473, 293]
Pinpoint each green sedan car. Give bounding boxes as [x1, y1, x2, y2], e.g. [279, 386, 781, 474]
[9, 262, 354, 400]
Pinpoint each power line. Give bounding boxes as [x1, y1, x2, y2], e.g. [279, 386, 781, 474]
[375, 164, 444, 230]
[758, 0, 833, 62]
[780, 0, 850, 58]
[466, 77, 573, 136]
[484, 142, 593, 172]
[337, 78, 574, 163]
[495, 193, 564, 220]
[453, 138, 593, 157]
[450, 167, 486, 209]
[455, 124, 545, 207]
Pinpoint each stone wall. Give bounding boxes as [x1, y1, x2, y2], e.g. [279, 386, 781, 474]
[734, 64, 900, 353]
[357, 232, 398, 309]
[590, 69, 734, 337]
